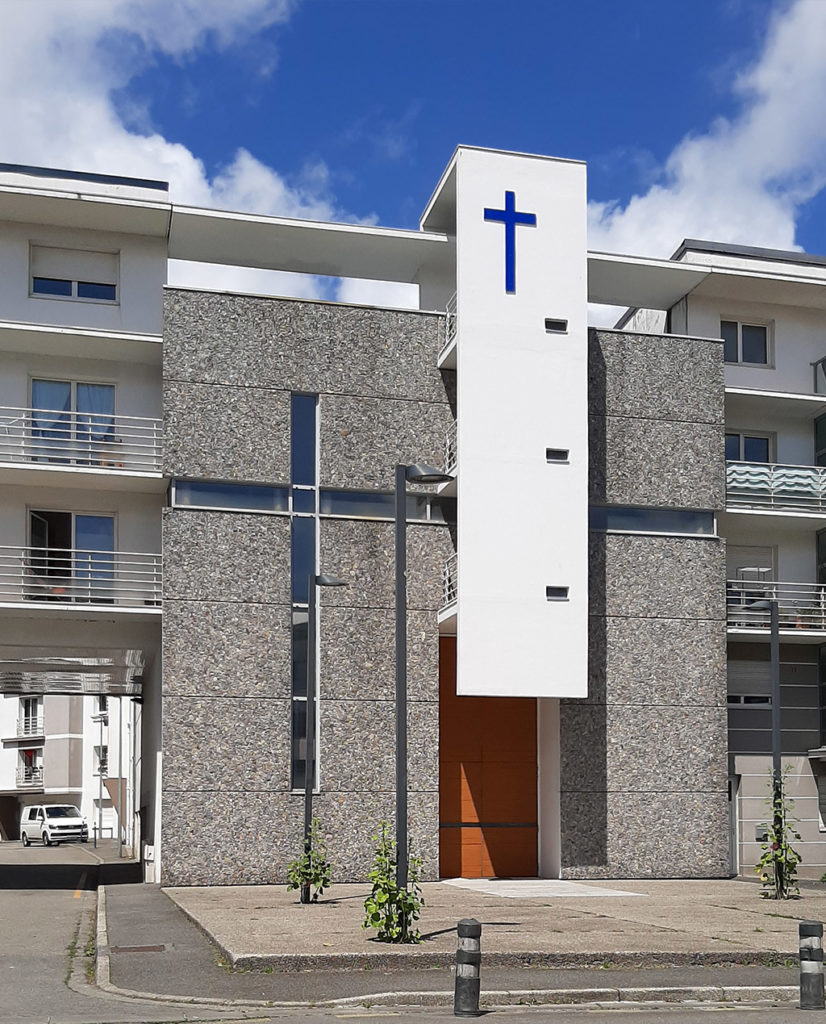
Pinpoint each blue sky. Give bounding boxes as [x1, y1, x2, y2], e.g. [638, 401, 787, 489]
[2, 0, 826, 302]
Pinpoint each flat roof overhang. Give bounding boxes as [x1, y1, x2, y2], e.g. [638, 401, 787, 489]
[0, 186, 171, 237]
[169, 206, 453, 283]
[587, 251, 711, 308]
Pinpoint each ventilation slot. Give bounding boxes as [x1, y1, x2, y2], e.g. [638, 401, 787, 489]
[546, 586, 569, 601]
[546, 448, 569, 463]
[545, 318, 568, 333]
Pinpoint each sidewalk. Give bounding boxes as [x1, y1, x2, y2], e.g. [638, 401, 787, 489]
[98, 876, 826, 1008]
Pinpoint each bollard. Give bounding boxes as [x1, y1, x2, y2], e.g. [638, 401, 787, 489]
[799, 921, 825, 1010]
[454, 918, 482, 1017]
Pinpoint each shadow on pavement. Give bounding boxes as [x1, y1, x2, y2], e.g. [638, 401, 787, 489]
[0, 855, 141, 889]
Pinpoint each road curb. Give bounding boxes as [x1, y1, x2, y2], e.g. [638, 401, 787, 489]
[94, 886, 801, 1011]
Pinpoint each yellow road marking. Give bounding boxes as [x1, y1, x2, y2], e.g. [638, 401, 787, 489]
[74, 871, 87, 898]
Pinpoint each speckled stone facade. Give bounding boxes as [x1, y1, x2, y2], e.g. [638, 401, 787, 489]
[561, 329, 728, 879]
[161, 290, 452, 886]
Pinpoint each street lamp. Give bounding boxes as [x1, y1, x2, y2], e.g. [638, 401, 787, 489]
[395, 463, 452, 889]
[304, 573, 348, 854]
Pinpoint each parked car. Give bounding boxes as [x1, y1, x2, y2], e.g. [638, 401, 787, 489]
[20, 804, 88, 846]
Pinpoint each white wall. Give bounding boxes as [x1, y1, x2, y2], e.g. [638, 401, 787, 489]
[687, 295, 826, 395]
[0, 221, 165, 336]
[719, 512, 817, 583]
[453, 148, 589, 698]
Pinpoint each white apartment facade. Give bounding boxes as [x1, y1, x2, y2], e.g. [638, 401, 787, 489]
[0, 149, 823, 882]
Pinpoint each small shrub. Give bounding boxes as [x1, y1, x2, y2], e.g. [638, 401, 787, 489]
[363, 821, 423, 943]
[756, 769, 801, 900]
[287, 816, 332, 903]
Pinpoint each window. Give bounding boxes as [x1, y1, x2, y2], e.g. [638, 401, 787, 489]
[95, 745, 108, 776]
[31, 379, 115, 464]
[30, 245, 118, 302]
[27, 510, 115, 603]
[588, 505, 715, 536]
[721, 319, 770, 365]
[171, 479, 288, 513]
[725, 432, 772, 463]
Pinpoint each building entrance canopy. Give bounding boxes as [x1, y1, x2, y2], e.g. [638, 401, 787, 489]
[0, 646, 145, 695]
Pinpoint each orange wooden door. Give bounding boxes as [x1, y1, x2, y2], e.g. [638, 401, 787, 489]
[439, 637, 537, 877]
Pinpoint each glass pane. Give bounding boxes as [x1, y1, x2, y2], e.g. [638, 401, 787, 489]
[76, 383, 115, 448]
[31, 379, 71, 462]
[721, 320, 738, 363]
[319, 490, 395, 518]
[291, 394, 317, 486]
[589, 506, 714, 536]
[725, 434, 740, 461]
[741, 324, 768, 364]
[32, 277, 71, 296]
[291, 700, 308, 791]
[291, 609, 308, 698]
[173, 480, 288, 512]
[291, 515, 315, 603]
[406, 495, 430, 521]
[292, 488, 316, 514]
[77, 281, 116, 301]
[743, 436, 770, 463]
[74, 515, 115, 603]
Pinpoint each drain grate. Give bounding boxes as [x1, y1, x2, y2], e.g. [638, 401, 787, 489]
[109, 944, 165, 953]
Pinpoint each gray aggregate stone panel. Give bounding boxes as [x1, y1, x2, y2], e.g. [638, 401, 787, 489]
[583, 616, 727, 706]
[320, 393, 453, 491]
[164, 289, 447, 403]
[589, 533, 726, 621]
[162, 695, 292, 792]
[319, 606, 439, 701]
[162, 600, 292, 698]
[320, 519, 453, 611]
[163, 380, 291, 482]
[560, 703, 728, 792]
[589, 329, 724, 425]
[589, 416, 724, 509]
[163, 508, 291, 604]
[561, 788, 730, 878]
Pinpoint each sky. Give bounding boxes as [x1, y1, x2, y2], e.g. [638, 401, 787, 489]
[2, 0, 826, 308]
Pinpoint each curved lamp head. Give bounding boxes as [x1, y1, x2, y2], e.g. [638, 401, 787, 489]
[314, 574, 348, 588]
[405, 463, 453, 485]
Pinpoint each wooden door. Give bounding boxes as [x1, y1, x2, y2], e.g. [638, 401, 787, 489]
[439, 637, 537, 877]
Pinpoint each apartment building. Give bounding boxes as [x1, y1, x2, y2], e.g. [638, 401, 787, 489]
[0, 692, 136, 846]
[0, 147, 822, 885]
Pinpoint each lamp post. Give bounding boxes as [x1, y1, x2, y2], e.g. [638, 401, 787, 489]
[304, 573, 348, 855]
[395, 463, 452, 889]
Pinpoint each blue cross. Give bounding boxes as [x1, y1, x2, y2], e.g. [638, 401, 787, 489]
[484, 190, 537, 294]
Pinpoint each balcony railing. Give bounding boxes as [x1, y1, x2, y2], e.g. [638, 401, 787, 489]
[0, 406, 161, 473]
[17, 717, 44, 737]
[445, 292, 457, 348]
[16, 766, 43, 787]
[727, 461, 826, 514]
[0, 545, 162, 608]
[442, 553, 458, 610]
[445, 421, 457, 476]
[727, 580, 826, 631]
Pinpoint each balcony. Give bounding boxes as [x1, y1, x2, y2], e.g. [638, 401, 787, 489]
[726, 461, 826, 517]
[439, 553, 457, 634]
[16, 766, 43, 788]
[727, 580, 826, 638]
[0, 545, 161, 614]
[17, 717, 44, 738]
[438, 292, 457, 369]
[0, 405, 163, 490]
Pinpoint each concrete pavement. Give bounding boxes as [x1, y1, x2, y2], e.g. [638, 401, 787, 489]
[98, 875, 826, 1009]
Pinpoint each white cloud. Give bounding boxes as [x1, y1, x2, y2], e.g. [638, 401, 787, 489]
[589, 0, 826, 262]
[0, 0, 357, 299]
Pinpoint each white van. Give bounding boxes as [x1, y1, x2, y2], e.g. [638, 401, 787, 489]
[20, 804, 88, 846]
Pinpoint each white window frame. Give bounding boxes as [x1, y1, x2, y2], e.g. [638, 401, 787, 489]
[721, 318, 773, 367]
[28, 243, 120, 305]
[725, 430, 775, 463]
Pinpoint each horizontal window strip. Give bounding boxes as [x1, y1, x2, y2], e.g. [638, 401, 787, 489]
[589, 505, 715, 536]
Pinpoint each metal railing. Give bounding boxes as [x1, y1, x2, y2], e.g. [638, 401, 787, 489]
[0, 405, 161, 473]
[442, 292, 458, 354]
[727, 580, 826, 631]
[445, 421, 457, 475]
[442, 553, 458, 609]
[727, 461, 826, 514]
[16, 766, 43, 787]
[0, 545, 162, 608]
[17, 717, 44, 737]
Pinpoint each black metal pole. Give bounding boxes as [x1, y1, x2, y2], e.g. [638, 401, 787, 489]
[304, 574, 317, 848]
[800, 921, 825, 1010]
[770, 599, 784, 896]
[395, 464, 408, 890]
